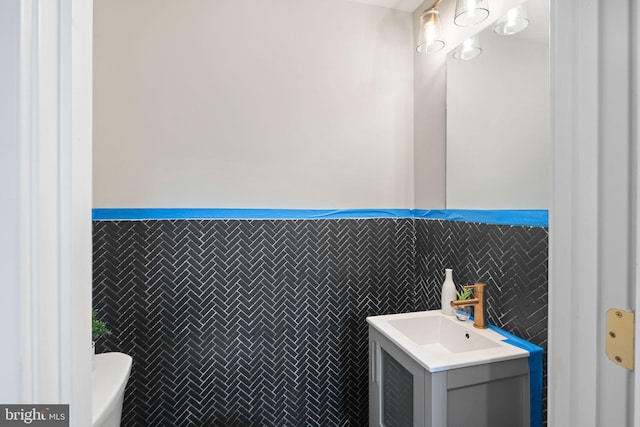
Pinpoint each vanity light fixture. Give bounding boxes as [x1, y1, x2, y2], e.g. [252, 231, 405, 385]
[454, 0, 490, 27]
[417, 0, 491, 55]
[452, 35, 482, 60]
[493, 4, 529, 35]
[416, 1, 445, 54]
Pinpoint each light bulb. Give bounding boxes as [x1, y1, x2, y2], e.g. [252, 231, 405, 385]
[493, 5, 529, 35]
[425, 21, 438, 48]
[454, 0, 490, 27]
[452, 35, 482, 61]
[416, 9, 444, 54]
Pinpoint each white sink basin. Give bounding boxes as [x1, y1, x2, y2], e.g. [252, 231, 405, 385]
[367, 310, 528, 372]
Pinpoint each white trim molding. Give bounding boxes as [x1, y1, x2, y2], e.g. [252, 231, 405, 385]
[635, 0, 640, 420]
[0, 0, 24, 404]
[550, 0, 636, 425]
[16, 0, 92, 425]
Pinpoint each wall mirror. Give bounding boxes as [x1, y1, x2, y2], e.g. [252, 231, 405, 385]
[445, 0, 550, 210]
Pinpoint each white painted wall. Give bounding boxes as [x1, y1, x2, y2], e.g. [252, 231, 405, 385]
[0, 0, 22, 402]
[446, 32, 549, 209]
[346, 0, 423, 13]
[94, 0, 414, 209]
[413, 2, 446, 209]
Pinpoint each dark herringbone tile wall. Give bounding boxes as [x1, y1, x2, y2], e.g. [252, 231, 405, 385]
[93, 219, 416, 426]
[415, 219, 549, 423]
[93, 217, 548, 426]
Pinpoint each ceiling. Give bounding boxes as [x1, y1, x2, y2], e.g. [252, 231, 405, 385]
[345, 0, 424, 13]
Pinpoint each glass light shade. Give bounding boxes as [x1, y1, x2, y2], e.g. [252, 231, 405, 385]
[452, 35, 482, 60]
[416, 10, 445, 54]
[454, 0, 490, 27]
[493, 5, 529, 35]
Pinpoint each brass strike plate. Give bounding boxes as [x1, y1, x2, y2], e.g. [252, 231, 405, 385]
[606, 308, 634, 371]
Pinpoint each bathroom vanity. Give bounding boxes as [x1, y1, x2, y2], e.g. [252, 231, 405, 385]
[367, 311, 538, 427]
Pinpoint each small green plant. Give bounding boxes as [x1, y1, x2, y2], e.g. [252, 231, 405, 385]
[456, 286, 473, 300]
[92, 310, 112, 342]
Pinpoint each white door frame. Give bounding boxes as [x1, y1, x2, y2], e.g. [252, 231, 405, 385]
[549, 0, 636, 425]
[7, 1, 93, 425]
[635, 0, 640, 420]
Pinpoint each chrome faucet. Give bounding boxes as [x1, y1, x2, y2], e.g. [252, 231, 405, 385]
[450, 283, 487, 329]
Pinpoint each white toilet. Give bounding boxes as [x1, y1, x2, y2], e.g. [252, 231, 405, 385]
[92, 352, 132, 427]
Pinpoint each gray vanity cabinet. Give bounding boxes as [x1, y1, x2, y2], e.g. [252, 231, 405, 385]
[369, 326, 530, 427]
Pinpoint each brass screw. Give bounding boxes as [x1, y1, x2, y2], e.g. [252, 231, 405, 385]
[615, 356, 623, 363]
[616, 311, 623, 318]
[609, 331, 616, 338]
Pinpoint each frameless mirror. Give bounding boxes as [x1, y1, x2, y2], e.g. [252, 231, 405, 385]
[445, 0, 550, 209]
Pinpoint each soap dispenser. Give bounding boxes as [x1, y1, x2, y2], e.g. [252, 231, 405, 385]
[441, 268, 456, 316]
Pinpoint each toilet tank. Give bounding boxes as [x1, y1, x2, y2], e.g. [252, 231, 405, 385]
[92, 352, 132, 427]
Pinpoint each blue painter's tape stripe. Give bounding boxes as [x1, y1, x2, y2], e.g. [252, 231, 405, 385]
[91, 208, 416, 221]
[488, 324, 544, 427]
[92, 208, 548, 226]
[414, 209, 548, 227]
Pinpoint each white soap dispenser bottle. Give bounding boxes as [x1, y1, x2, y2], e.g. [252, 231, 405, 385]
[441, 268, 456, 316]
